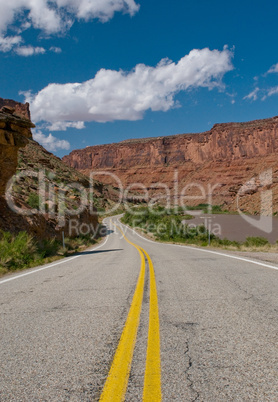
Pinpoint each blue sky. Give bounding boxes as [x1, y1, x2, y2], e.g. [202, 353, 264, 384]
[0, 0, 277, 157]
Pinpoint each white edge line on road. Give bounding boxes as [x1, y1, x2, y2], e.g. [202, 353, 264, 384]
[0, 226, 109, 285]
[116, 218, 278, 272]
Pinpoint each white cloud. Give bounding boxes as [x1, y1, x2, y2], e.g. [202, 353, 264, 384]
[267, 86, 278, 96]
[48, 121, 85, 131]
[33, 130, 70, 152]
[14, 45, 62, 57]
[262, 86, 278, 101]
[0, 35, 22, 52]
[24, 47, 234, 128]
[267, 63, 278, 74]
[50, 46, 62, 54]
[15, 45, 46, 56]
[244, 85, 278, 102]
[0, 0, 140, 53]
[55, 0, 140, 22]
[243, 87, 259, 101]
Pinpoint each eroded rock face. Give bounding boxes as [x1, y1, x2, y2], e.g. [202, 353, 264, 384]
[0, 101, 34, 196]
[0, 98, 99, 239]
[0, 98, 31, 120]
[63, 116, 278, 214]
[63, 117, 278, 169]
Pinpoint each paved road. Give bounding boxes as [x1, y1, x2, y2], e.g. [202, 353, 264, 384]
[0, 217, 278, 401]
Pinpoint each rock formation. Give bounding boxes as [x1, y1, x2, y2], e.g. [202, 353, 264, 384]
[63, 116, 278, 214]
[0, 98, 101, 239]
[0, 98, 31, 120]
[0, 103, 34, 196]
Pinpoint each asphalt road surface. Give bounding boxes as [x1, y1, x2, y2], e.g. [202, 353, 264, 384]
[0, 216, 278, 401]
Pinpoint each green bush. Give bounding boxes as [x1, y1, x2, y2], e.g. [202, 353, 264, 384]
[122, 207, 214, 245]
[38, 238, 60, 258]
[0, 229, 99, 274]
[244, 237, 269, 247]
[211, 205, 223, 213]
[185, 204, 228, 214]
[27, 193, 40, 209]
[210, 237, 241, 248]
[122, 208, 273, 250]
[0, 231, 41, 270]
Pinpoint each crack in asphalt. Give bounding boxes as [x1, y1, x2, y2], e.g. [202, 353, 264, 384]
[225, 274, 254, 300]
[184, 342, 200, 402]
[171, 322, 200, 401]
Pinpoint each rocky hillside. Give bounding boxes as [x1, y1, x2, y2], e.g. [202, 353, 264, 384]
[63, 116, 278, 214]
[0, 102, 34, 195]
[0, 98, 117, 239]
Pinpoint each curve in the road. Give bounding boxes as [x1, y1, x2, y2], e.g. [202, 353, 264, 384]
[117, 218, 278, 272]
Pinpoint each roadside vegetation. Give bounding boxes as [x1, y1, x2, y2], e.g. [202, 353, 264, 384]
[121, 206, 276, 252]
[0, 230, 100, 277]
[0, 203, 132, 276]
[1, 203, 275, 277]
[185, 203, 232, 214]
[100, 205, 127, 219]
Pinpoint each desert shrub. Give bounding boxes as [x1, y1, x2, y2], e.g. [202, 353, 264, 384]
[0, 231, 41, 270]
[27, 193, 40, 209]
[122, 208, 273, 250]
[0, 230, 98, 273]
[185, 204, 228, 214]
[211, 205, 223, 213]
[211, 237, 241, 248]
[122, 207, 215, 245]
[38, 238, 60, 258]
[244, 236, 269, 247]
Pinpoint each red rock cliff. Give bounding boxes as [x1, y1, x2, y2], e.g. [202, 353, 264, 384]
[0, 98, 100, 239]
[63, 116, 278, 213]
[0, 100, 34, 195]
[63, 117, 278, 169]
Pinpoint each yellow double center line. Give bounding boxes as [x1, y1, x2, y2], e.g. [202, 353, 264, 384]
[99, 224, 161, 401]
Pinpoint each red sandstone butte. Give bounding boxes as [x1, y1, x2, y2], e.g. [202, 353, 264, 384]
[62, 116, 278, 214]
